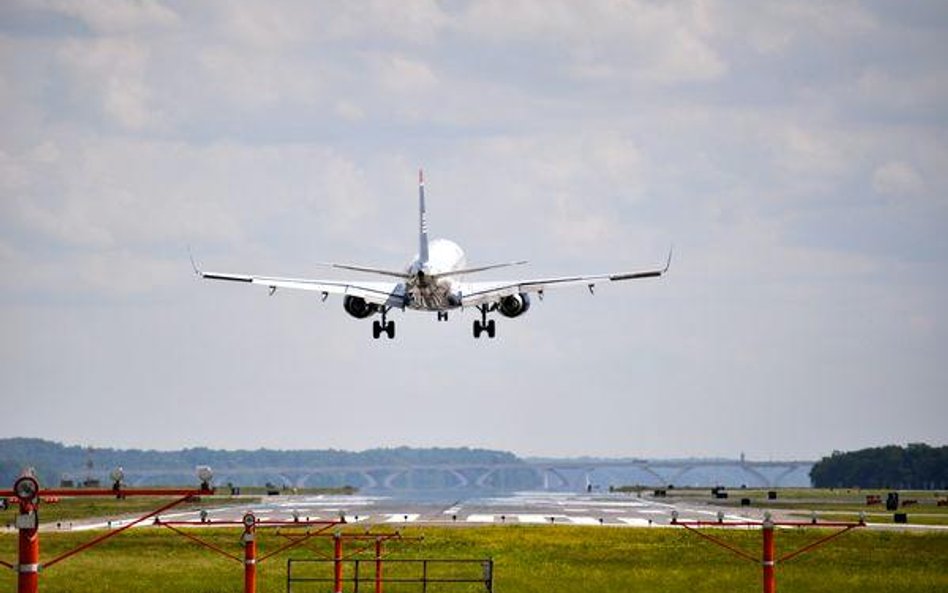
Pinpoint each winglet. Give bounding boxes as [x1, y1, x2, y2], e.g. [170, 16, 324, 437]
[188, 245, 203, 277]
[663, 245, 674, 274]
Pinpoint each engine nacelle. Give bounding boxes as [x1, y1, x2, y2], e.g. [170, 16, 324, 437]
[343, 295, 379, 319]
[498, 293, 531, 318]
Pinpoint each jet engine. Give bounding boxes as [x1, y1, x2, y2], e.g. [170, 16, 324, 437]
[497, 293, 531, 318]
[343, 295, 379, 319]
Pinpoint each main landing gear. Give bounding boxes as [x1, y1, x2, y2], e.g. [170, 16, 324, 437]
[473, 305, 496, 339]
[372, 308, 395, 339]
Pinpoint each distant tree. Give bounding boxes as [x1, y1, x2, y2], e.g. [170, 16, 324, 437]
[810, 444, 948, 489]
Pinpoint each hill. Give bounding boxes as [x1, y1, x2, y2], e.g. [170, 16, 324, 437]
[0, 437, 521, 488]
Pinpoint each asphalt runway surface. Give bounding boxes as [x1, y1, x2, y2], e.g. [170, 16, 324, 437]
[65, 491, 767, 531]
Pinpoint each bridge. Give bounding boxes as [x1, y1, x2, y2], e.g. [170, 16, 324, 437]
[79, 459, 815, 491]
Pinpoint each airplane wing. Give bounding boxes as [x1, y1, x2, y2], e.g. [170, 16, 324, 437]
[458, 251, 671, 308]
[196, 269, 405, 308]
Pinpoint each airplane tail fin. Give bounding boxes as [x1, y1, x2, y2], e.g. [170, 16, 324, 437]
[418, 168, 430, 264]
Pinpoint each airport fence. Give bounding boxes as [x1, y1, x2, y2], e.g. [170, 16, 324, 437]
[287, 557, 494, 593]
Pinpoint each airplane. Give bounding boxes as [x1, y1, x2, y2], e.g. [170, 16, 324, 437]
[192, 170, 671, 339]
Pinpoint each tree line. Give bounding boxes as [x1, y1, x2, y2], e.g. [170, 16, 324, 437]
[0, 438, 522, 487]
[809, 443, 948, 489]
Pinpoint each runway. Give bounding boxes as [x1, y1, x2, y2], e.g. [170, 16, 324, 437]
[50, 490, 948, 533]
[129, 491, 758, 530]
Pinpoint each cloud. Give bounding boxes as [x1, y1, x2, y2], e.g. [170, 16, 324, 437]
[373, 54, 439, 95]
[196, 45, 326, 111]
[460, 0, 727, 85]
[40, 0, 179, 34]
[205, 0, 447, 48]
[1, 135, 378, 257]
[57, 37, 163, 131]
[854, 67, 948, 114]
[706, 2, 878, 55]
[872, 161, 926, 196]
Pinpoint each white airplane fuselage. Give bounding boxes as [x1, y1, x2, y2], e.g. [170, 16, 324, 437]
[405, 238, 467, 310]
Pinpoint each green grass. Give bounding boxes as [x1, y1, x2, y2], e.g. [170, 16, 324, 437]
[1, 495, 259, 526]
[0, 525, 945, 592]
[667, 488, 948, 526]
[1, 488, 356, 527]
[801, 511, 948, 526]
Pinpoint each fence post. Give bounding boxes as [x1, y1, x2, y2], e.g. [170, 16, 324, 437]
[375, 537, 383, 593]
[242, 513, 257, 593]
[334, 533, 344, 593]
[762, 514, 775, 593]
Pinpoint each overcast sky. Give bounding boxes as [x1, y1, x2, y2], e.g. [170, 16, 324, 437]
[1, 1, 946, 461]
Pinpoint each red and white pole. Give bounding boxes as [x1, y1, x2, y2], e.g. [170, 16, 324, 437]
[762, 515, 776, 593]
[242, 513, 257, 593]
[17, 503, 40, 593]
[333, 533, 344, 593]
[14, 476, 41, 593]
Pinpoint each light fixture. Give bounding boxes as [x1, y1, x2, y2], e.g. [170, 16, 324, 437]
[110, 467, 124, 483]
[196, 466, 213, 488]
[14, 476, 39, 502]
[670, 510, 679, 523]
[242, 513, 256, 528]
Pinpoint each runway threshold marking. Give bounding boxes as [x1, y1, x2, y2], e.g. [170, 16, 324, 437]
[465, 514, 494, 523]
[618, 517, 653, 527]
[517, 515, 548, 524]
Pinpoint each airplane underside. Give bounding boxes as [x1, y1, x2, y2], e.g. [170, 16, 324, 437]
[364, 283, 525, 340]
[366, 302, 500, 340]
[406, 281, 460, 311]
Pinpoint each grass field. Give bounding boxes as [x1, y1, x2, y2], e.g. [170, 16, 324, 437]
[1, 495, 259, 527]
[659, 487, 948, 526]
[1, 489, 356, 527]
[0, 525, 945, 592]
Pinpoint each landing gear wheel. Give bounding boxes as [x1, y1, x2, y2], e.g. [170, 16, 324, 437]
[373, 308, 395, 340]
[473, 305, 497, 339]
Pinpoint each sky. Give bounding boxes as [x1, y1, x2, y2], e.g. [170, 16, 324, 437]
[1, 1, 946, 461]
